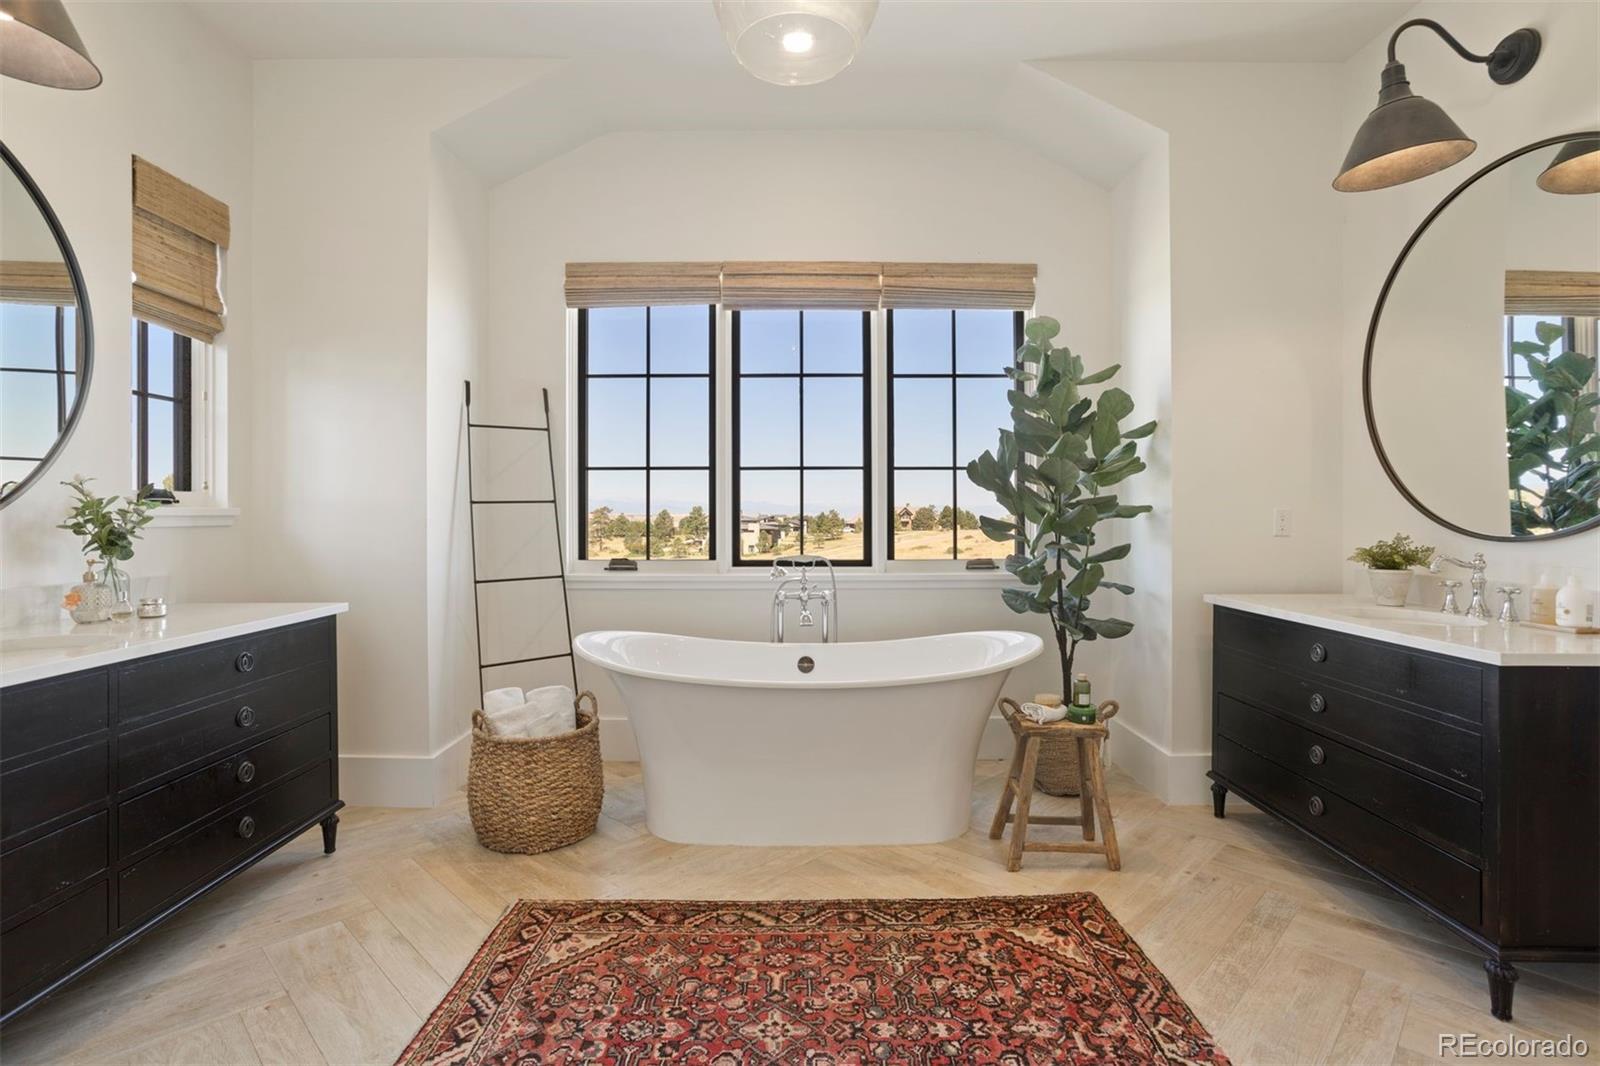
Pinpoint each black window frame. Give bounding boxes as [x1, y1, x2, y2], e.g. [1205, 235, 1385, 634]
[0, 304, 77, 469]
[886, 308, 1024, 561]
[577, 304, 717, 561]
[131, 318, 193, 493]
[731, 308, 873, 567]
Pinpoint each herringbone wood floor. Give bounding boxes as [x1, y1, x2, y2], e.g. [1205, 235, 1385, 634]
[2, 763, 1595, 1065]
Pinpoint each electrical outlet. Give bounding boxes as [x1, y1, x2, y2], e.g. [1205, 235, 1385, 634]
[1273, 508, 1292, 537]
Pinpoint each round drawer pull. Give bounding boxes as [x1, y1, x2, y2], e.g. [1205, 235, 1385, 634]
[1308, 795, 1325, 817]
[1309, 642, 1327, 663]
[1309, 692, 1327, 713]
[1308, 744, 1326, 766]
[236, 651, 256, 673]
[236, 706, 257, 728]
[237, 815, 256, 839]
[237, 760, 256, 784]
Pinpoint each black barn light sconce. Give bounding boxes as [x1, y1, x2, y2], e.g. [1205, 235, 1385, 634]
[1536, 136, 1600, 195]
[1334, 19, 1540, 192]
[0, 0, 101, 89]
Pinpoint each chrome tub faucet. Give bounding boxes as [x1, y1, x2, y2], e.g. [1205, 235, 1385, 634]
[1429, 552, 1490, 619]
[769, 554, 838, 643]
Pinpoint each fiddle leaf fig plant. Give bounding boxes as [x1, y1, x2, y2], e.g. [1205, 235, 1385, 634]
[1506, 321, 1599, 536]
[965, 315, 1155, 697]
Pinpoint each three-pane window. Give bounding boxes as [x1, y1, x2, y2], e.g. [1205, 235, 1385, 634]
[732, 310, 871, 565]
[578, 305, 715, 560]
[887, 309, 1021, 559]
[131, 318, 192, 493]
[0, 303, 77, 489]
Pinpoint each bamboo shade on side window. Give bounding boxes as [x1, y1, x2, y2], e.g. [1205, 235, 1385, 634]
[881, 262, 1036, 309]
[0, 261, 75, 305]
[132, 156, 229, 342]
[720, 261, 882, 310]
[564, 262, 721, 307]
[1505, 270, 1600, 317]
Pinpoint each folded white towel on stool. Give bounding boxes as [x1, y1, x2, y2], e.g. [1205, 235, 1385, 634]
[1020, 701, 1067, 724]
[483, 687, 526, 713]
[486, 685, 578, 739]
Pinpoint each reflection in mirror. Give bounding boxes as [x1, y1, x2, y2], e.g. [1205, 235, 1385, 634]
[0, 144, 90, 504]
[1368, 133, 1599, 540]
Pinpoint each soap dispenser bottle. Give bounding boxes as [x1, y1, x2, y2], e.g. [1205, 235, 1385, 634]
[65, 562, 113, 624]
[1555, 576, 1594, 629]
[1529, 573, 1559, 626]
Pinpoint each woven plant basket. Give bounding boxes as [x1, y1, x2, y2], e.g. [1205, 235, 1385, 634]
[1031, 694, 1121, 797]
[467, 692, 603, 854]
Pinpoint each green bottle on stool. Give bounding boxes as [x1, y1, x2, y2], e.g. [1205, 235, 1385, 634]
[1067, 673, 1096, 724]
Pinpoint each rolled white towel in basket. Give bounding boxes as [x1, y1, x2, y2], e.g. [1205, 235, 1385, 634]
[1020, 701, 1068, 724]
[484, 685, 578, 739]
[483, 687, 526, 713]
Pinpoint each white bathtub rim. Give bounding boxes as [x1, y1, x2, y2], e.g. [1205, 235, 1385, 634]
[572, 629, 1043, 690]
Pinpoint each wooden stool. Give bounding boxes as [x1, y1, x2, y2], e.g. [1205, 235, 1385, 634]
[989, 696, 1121, 871]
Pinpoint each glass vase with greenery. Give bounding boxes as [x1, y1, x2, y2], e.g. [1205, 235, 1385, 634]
[57, 476, 158, 615]
[965, 315, 1155, 697]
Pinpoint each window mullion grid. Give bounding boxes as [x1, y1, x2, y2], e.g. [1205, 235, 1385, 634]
[53, 306, 66, 432]
[135, 320, 149, 490]
[950, 309, 958, 559]
[644, 307, 652, 560]
[175, 334, 192, 491]
[798, 312, 806, 555]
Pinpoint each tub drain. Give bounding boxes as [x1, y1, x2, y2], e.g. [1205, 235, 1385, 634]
[796, 655, 815, 674]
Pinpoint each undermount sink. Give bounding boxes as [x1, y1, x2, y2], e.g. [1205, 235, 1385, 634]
[0, 633, 123, 654]
[1334, 606, 1488, 628]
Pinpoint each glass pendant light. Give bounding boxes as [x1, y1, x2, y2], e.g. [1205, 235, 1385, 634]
[1536, 137, 1600, 195]
[1334, 20, 1538, 192]
[0, 0, 101, 89]
[713, 0, 878, 87]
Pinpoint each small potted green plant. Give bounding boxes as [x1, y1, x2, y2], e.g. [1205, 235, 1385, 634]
[57, 476, 159, 617]
[1349, 533, 1434, 606]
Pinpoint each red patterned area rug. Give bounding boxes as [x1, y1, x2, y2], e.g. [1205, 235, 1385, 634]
[397, 894, 1229, 1065]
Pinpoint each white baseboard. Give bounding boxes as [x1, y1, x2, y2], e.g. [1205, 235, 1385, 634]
[1105, 718, 1212, 806]
[340, 730, 470, 808]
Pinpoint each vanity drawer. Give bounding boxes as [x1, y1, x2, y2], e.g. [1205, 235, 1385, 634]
[119, 715, 332, 858]
[1, 812, 108, 923]
[0, 739, 109, 844]
[118, 760, 333, 928]
[0, 670, 110, 763]
[117, 618, 334, 722]
[1216, 695, 1480, 860]
[1215, 736, 1481, 929]
[1215, 651, 1481, 792]
[117, 664, 333, 791]
[0, 879, 108, 1008]
[1215, 608, 1482, 721]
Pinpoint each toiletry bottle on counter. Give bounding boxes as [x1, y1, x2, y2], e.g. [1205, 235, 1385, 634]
[1067, 673, 1096, 724]
[1529, 573, 1559, 626]
[1555, 576, 1594, 628]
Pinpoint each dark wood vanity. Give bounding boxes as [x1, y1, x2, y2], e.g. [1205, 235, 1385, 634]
[1208, 603, 1598, 1022]
[0, 614, 342, 1023]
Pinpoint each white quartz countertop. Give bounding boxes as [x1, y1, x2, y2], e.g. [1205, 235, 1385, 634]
[0, 603, 348, 688]
[1204, 593, 1600, 667]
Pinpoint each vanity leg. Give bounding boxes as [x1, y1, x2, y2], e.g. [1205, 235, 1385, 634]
[1484, 958, 1518, 1021]
[1211, 781, 1227, 819]
[320, 814, 340, 855]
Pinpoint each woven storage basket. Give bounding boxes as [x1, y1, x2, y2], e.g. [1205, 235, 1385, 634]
[467, 692, 603, 854]
[1032, 696, 1120, 797]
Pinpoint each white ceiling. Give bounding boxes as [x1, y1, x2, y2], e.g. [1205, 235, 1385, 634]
[178, 0, 1412, 65]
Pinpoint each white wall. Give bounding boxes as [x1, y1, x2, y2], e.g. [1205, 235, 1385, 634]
[485, 130, 1117, 756]
[0, 2, 254, 603]
[1043, 61, 1348, 801]
[1339, 0, 1600, 597]
[249, 59, 537, 805]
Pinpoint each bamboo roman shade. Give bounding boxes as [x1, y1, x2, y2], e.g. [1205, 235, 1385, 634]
[1505, 270, 1600, 317]
[132, 156, 230, 342]
[564, 261, 1037, 310]
[720, 261, 884, 310]
[881, 262, 1036, 309]
[564, 262, 721, 308]
[0, 261, 75, 306]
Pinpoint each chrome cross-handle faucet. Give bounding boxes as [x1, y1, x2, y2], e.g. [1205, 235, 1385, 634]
[769, 554, 839, 643]
[1429, 552, 1490, 619]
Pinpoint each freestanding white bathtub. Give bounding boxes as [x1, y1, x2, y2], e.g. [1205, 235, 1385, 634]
[572, 630, 1043, 846]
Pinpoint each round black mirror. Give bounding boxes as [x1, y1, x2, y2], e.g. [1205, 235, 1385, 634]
[0, 140, 94, 507]
[1364, 131, 1600, 541]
